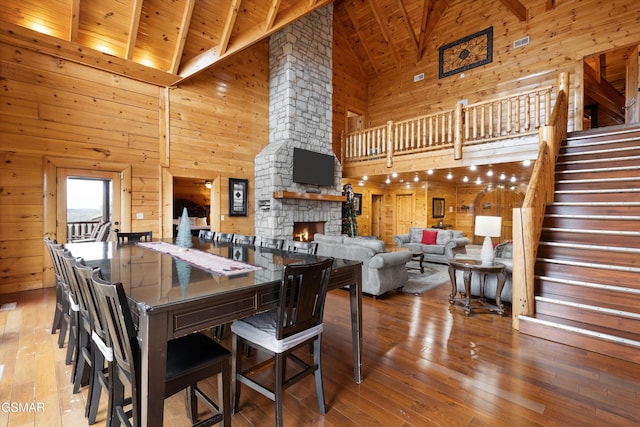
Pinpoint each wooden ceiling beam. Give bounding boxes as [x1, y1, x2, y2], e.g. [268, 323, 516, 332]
[69, 0, 80, 42]
[416, 0, 430, 62]
[178, 0, 333, 82]
[500, 0, 528, 21]
[265, 0, 283, 31]
[219, 0, 242, 57]
[343, 1, 380, 75]
[368, 0, 401, 68]
[546, 0, 556, 11]
[169, 0, 196, 74]
[396, 0, 419, 56]
[125, 0, 144, 60]
[0, 21, 180, 87]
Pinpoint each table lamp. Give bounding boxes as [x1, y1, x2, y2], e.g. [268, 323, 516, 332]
[474, 215, 502, 265]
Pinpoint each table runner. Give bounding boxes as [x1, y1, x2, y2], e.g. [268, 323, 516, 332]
[137, 241, 262, 276]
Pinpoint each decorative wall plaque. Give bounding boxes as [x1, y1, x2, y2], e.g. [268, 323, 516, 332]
[438, 27, 493, 79]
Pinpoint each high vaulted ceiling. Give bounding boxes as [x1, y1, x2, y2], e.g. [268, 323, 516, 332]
[0, 0, 531, 87]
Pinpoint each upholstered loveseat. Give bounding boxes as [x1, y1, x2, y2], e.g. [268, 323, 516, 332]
[453, 241, 514, 303]
[393, 227, 470, 264]
[313, 233, 412, 297]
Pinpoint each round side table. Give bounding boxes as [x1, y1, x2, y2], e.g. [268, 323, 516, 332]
[447, 258, 507, 316]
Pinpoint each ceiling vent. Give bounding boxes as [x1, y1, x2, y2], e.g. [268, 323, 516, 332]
[513, 36, 530, 48]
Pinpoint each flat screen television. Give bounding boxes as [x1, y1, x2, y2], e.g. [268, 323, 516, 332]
[292, 147, 335, 187]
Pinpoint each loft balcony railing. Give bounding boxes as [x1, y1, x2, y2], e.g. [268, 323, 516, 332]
[341, 72, 570, 331]
[342, 83, 556, 166]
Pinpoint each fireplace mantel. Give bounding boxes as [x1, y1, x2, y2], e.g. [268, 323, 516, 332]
[273, 191, 345, 202]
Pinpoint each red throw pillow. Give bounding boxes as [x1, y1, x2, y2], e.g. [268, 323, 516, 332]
[421, 230, 438, 245]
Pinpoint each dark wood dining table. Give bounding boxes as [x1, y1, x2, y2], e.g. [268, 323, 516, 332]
[65, 237, 363, 426]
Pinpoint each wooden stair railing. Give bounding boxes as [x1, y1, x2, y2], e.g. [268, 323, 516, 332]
[512, 71, 569, 328]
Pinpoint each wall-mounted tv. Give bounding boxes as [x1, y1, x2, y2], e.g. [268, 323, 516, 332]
[292, 147, 335, 187]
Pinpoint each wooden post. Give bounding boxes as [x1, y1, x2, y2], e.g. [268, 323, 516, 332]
[386, 120, 394, 168]
[454, 102, 463, 159]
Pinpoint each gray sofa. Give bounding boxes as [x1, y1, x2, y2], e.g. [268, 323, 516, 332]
[453, 241, 513, 303]
[313, 233, 412, 297]
[393, 227, 470, 264]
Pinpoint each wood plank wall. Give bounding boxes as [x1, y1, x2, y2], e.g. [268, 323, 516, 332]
[2, 0, 640, 294]
[0, 40, 269, 294]
[360, 0, 640, 131]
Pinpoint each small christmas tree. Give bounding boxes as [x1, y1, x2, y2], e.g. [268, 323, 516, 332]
[176, 207, 193, 248]
[342, 183, 359, 237]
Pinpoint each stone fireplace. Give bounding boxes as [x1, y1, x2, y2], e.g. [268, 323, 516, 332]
[254, 4, 341, 240]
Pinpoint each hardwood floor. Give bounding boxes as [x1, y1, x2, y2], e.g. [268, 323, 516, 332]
[1, 282, 639, 426]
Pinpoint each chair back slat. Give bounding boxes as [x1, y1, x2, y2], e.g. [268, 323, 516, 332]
[198, 230, 215, 240]
[232, 234, 256, 245]
[257, 236, 284, 250]
[91, 271, 139, 387]
[116, 231, 152, 244]
[75, 262, 110, 349]
[61, 252, 90, 319]
[277, 258, 333, 340]
[283, 240, 318, 255]
[215, 232, 234, 243]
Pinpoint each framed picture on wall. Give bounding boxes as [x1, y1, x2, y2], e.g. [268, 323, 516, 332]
[354, 193, 362, 215]
[432, 197, 445, 218]
[229, 178, 248, 216]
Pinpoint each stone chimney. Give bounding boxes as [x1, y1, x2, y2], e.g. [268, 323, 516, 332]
[254, 4, 342, 240]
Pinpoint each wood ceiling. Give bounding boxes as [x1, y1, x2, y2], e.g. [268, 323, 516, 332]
[0, 0, 533, 87]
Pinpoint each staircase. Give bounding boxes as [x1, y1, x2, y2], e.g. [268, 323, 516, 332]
[518, 125, 640, 364]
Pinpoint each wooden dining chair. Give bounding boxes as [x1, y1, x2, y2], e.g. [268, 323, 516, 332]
[256, 236, 284, 250]
[231, 234, 255, 245]
[60, 251, 93, 394]
[231, 257, 334, 427]
[116, 231, 152, 244]
[91, 270, 231, 427]
[73, 262, 112, 426]
[283, 240, 318, 255]
[215, 232, 234, 244]
[198, 229, 215, 240]
[44, 237, 67, 336]
[51, 245, 77, 363]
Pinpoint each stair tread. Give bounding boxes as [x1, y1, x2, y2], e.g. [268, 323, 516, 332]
[532, 313, 640, 344]
[535, 295, 640, 318]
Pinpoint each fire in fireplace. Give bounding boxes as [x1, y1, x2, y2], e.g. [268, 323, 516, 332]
[293, 221, 325, 242]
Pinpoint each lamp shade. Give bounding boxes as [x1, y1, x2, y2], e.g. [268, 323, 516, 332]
[474, 215, 502, 238]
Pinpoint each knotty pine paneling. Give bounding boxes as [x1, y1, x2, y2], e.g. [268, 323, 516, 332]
[365, 0, 640, 134]
[332, 14, 368, 160]
[167, 39, 270, 236]
[0, 39, 269, 294]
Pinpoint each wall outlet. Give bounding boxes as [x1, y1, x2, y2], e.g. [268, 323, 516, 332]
[413, 72, 424, 82]
[136, 212, 144, 219]
[221, 215, 225, 221]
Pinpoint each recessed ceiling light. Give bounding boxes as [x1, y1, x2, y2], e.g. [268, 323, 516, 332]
[523, 159, 531, 167]
[363, 175, 368, 180]
[413, 175, 419, 182]
[500, 173, 506, 180]
[476, 177, 482, 184]
[463, 176, 468, 182]
[470, 165, 477, 171]
[487, 170, 493, 177]
[447, 172, 453, 180]
[427, 169, 434, 175]
[510, 176, 516, 183]
[385, 177, 390, 184]
[392, 172, 398, 178]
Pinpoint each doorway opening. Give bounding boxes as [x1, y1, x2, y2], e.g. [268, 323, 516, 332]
[583, 43, 639, 129]
[66, 178, 112, 242]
